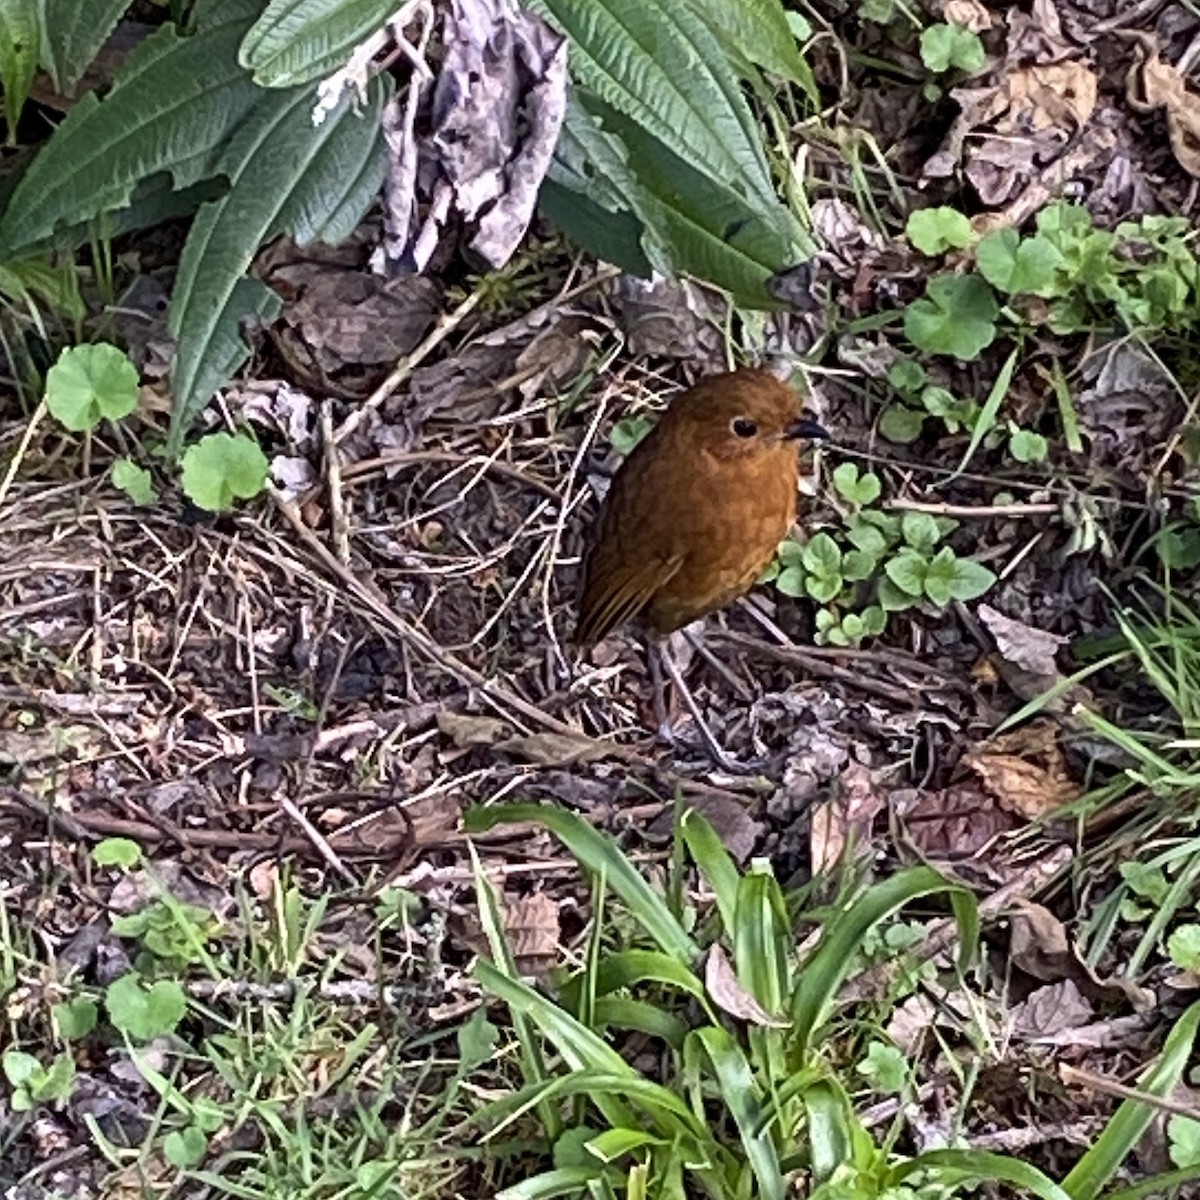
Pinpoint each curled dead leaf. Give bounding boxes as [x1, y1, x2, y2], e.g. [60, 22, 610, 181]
[705, 945, 789, 1028]
[1124, 31, 1200, 178]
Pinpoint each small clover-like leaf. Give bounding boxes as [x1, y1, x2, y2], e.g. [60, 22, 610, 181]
[833, 462, 882, 506]
[861, 606, 887, 636]
[801, 532, 842, 576]
[1167, 924, 1200, 973]
[884, 549, 928, 597]
[45, 343, 138, 433]
[842, 550, 877, 582]
[856, 1040, 908, 1093]
[906, 207, 973, 256]
[52, 998, 98, 1041]
[165, 1127, 209, 1169]
[776, 566, 806, 597]
[878, 577, 918, 612]
[879, 405, 926, 444]
[805, 573, 843, 604]
[904, 274, 999, 360]
[1169, 1116, 1200, 1169]
[847, 522, 888, 557]
[901, 511, 942, 553]
[923, 546, 958, 607]
[947, 555, 997, 601]
[1008, 427, 1049, 463]
[920, 22, 986, 73]
[92, 838, 142, 869]
[180, 432, 270, 513]
[887, 359, 927, 393]
[105, 973, 187, 1040]
[976, 229, 1064, 297]
[111, 459, 157, 505]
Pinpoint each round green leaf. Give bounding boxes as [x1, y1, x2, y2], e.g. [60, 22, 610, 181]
[904, 274, 999, 360]
[45, 343, 138, 432]
[1008, 428, 1049, 463]
[180, 432, 270, 513]
[92, 837, 142, 869]
[879, 405, 926, 443]
[801, 532, 842, 575]
[775, 565, 806, 597]
[906, 206, 973, 256]
[164, 1127, 208, 1168]
[105, 973, 187, 1040]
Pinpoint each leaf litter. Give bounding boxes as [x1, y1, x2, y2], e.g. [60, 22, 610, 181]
[7, 0, 1200, 1191]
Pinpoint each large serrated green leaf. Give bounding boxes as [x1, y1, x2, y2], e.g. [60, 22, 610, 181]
[167, 77, 389, 455]
[0, 0, 40, 132]
[605, 105, 805, 307]
[0, 6, 263, 253]
[38, 0, 126, 94]
[239, 0, 397, 87]
[532, 0, 774, 209]
[685, 0, 817, 101]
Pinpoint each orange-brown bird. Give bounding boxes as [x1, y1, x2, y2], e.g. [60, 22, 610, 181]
[575, 368, 827, 766]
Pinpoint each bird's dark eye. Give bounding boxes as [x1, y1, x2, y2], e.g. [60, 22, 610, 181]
[731, 417, 757, 438]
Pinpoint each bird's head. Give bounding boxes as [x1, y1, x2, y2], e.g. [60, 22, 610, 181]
[666, 369, 828, 462]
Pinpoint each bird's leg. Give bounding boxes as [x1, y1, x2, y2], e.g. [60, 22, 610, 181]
[683, 626, 754, 702]
[646, 646, 675, 746]
[656, 643, 754, 774]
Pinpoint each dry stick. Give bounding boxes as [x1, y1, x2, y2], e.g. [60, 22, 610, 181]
[331, 289, 484, 447]
[884, 499, 1061, 518]
[322, 400, 352, 566]
[0, 398, 46, 513]
[1060, 1063, 1200, 1123]
[267, 486, 647, 765]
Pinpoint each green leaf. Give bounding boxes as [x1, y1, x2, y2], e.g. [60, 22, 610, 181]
[901, 511, 942, 553]
[856, 1041, 907, 1093]
[92, 837, 142, 869]
[685, 0, 817, 102]
[689, 1027, 784, 1200]
[861, 605, 886, 636]
[832, 462, 881, 506]
[884, 549, 927, 597]
[1168, 925, 1200, 973]
[775, 565, 806, 597]
[111, 459, 157, 505]
[534, 0, 775, 210]
[976, 229, 1064, 297]
[906, 206, 973, 256]
[2, 1050, 40, 1087]
[0, 0, 40, 132]
[887, 358, 927, 393]
[892, 1150, 1072, 1200]
[168, 76, 389, 454]
[465, 805, 698, 961]
[0, 6, 263, 253]
[879, 405, 926, 443]
[841, 550, 877, 582]
[878, 576, 917, 612]
[180, 432, 270, 513]
[791, 867, 977, 1056]
[948, 343, 1020, 480]
[240, 0, 398, 87]
[919, 22, 986, 74]
[105, 973, 187, 1040]
[801, 532, 842, 576]
[609, 415, 654, 456]
[946, 555, 996, 601]
[38, 0, 128, 93]
[44, 344, 138, 432]
[1009, 427, 1049, 463]
[164, 1126, 208, 1168]
[1169, 1116, 1200, 1169]
[52, 997, 98, 1041]
[923, 546, 958, 608]
[904, 274, 999, 360]
[847, 523, 887, 557]
[539, 179, 652, 278]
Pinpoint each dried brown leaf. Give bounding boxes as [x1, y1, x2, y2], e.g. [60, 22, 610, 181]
[705, 945, 789, 1027]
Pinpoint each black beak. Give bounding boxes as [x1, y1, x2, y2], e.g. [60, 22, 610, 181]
[785, 416, 829, 441]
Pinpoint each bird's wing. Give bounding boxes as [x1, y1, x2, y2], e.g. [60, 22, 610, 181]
[575, 552, 683, 646]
